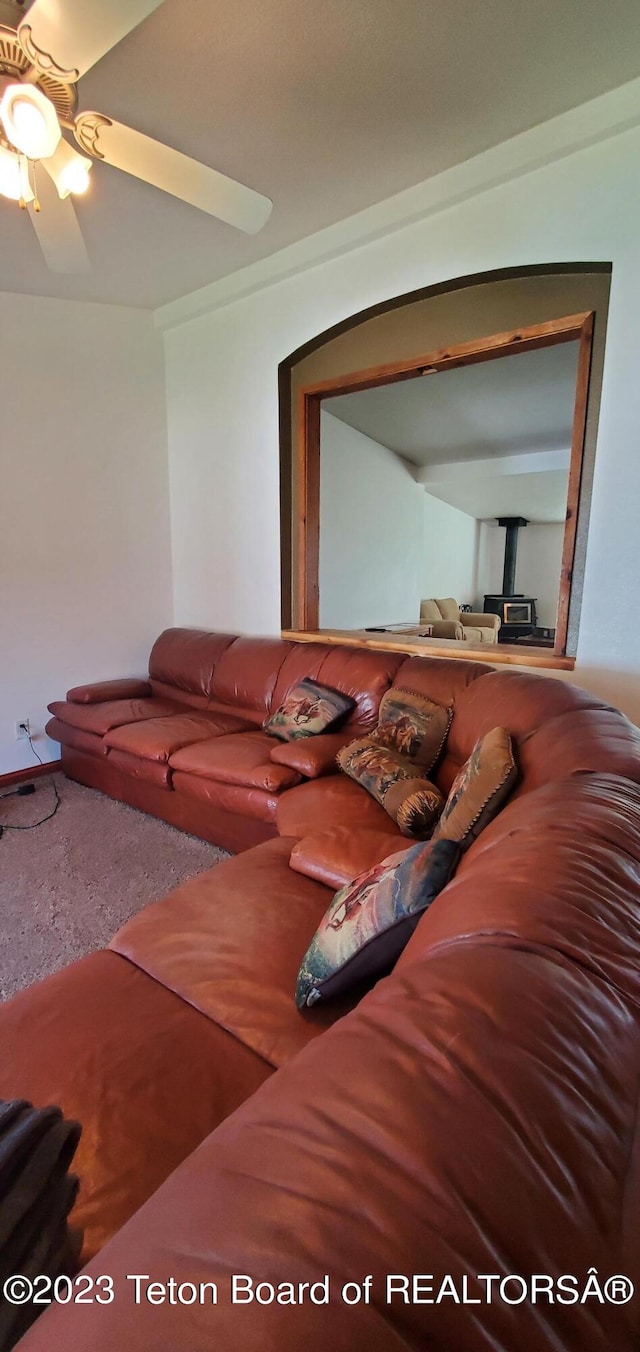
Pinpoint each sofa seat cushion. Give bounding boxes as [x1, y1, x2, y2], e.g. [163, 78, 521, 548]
[104, 748, 173, 789]
[277, 774, 406, 842]
[47, 697, 183, 738]
[171, 770, 280, 824]
[290, 826, 410, 889]
[42, 941, 640, 1352]
[111, 838, 360, 1066]
[170, 732, 301, 792]
[46, 716, 104, 759]
[103, 712, 253, 763]
[0, 950, 272, 1264]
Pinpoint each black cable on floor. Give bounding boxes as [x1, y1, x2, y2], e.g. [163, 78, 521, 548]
[0, 736, 61, 840]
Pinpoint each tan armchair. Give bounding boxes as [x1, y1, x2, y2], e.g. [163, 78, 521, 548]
[420, 597, 501, 644]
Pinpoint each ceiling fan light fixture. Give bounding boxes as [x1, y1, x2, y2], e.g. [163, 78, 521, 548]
[0, 82, 61, 160]
[42, 137, 92, 198]
[0, 144, 34, 202]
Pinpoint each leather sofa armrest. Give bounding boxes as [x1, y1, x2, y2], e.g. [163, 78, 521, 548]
[429, 620, 465, 640]
[290, 827, 407, 889]
[269, 730, 355, 778]
[464, 612, 500, 630]
[66, 678, 152, 704]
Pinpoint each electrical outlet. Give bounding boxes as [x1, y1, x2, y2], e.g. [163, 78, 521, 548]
[15, 719, 30, 741]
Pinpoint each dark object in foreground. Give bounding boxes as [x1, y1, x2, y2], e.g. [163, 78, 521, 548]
[0, 1100, 82, 1351]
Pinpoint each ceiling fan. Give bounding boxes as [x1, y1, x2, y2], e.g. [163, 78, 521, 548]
[0, 0, 272, 273]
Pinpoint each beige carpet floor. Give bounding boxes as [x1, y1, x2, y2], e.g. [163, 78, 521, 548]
[0, 775, 227, 1002]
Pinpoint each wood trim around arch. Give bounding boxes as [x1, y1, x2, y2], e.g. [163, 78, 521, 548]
[293, 310, 594, 662]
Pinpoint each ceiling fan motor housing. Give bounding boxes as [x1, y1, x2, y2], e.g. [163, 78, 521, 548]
[0, 23, 77, 125]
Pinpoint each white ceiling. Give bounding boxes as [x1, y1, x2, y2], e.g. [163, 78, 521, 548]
[2, 0, 640, 308]
[425, 469, 569, 523]
[324, 341, 580, 463]
[324, 342, 579, 523]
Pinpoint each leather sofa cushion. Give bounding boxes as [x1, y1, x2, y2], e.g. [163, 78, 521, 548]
[66, 678, 152, 704]
[269, 730, 354, 778]
[290, 826, 408, 889]
[104, 748, 172, 789]
[277, 773, 404, 840]
[269, 642, 336, 709]
[0, 950, 272, 1264]
[211, 637, 293, 712]
[30, 936, 640, 1352]
[103, 712, 253, 763]
[111, 837, 359, 1066]
[397, 774, 640, 1004]
[438, 668, 604, 795]
[170, 732, 301, 793]
[172, 771, 280, 824]
[148, 628, 237, 696]
[393, 653, 491, 711]
[517, 706, 640, 791]
[149, 678, 211, 710]
[46, 716, 104, 759]
[47, 697, 182, 738]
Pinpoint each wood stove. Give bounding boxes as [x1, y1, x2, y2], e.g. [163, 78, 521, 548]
[484, 516, 537, 641]
[484, 594, 537, 641]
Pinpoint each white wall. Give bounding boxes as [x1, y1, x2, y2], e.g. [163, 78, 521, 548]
[0, 292, 171, 774]
[478, 521, 566, 629]
[319, 411, 423, 627]
[516, 523, 565, 628]
[422, 493, 479, 605]
[160, 97, 640, 726]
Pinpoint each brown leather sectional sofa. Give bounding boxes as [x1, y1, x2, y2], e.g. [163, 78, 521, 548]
[5, 628, 640, 1351]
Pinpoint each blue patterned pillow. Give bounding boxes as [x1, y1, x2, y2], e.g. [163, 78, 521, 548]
[295, 838, 460, 1008]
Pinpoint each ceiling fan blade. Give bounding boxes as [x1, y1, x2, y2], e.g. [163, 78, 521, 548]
[74, 113, 273, 235]
[17, 0, 166, 82]
[27, 172, 90, 273]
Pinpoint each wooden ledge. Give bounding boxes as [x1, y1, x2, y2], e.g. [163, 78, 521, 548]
[282, 629, 576, 671]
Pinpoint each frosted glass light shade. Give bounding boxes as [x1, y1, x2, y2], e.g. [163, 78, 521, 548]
[0, 83, 61, 159]
[0, 145, 34, 202]
[42, 138, 92, 198]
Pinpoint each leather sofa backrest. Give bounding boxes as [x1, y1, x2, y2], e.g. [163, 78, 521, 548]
[517, 705, 640, 790]
[396, 773, 640, 994]
[148, 629, 237, 698]
[439, 668, 626, 795]
[146, 630, 640, 798]
[270, 644, 405, 732]
[393, 653, 491, 709]
[210, 637, 294, 718]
